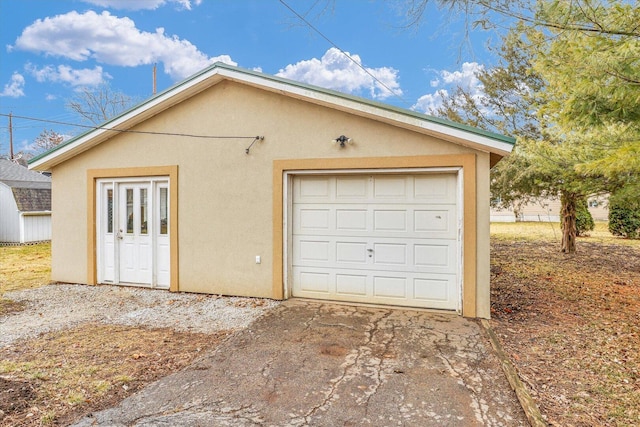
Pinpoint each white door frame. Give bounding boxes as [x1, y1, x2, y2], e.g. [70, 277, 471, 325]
[96, 177, 170, 289]
[282, 167, 463, 312]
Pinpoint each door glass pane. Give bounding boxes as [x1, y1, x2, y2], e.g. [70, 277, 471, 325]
[107, 189, 113, 233]
[126, 188, 134, 234]
[159, 187, 168, 235]
[140, 188, 148, 234]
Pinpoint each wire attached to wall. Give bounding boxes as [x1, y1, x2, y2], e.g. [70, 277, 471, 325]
[245, 136, 264, 154]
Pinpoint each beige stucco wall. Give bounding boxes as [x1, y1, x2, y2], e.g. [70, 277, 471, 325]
[50, 80, 493, 317]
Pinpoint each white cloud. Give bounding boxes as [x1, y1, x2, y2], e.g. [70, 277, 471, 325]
[26, 63, 108, 87]
[45, 94, 57, 101]
[413, 62, 485, 114]
[277, 48, 402, 100]
[82, 0, 202, 10]
[440, 62, 483, 87]
[0, 73, 25, 97]
[413, 89, 449, 114]
[13, 10, 234, 80]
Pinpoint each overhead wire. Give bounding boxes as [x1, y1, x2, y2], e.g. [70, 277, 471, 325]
[277, 0, 410, 107]
[0, 112, 262, 140]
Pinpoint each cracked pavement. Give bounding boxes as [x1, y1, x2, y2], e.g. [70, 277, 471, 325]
[73, 301, 528, 426]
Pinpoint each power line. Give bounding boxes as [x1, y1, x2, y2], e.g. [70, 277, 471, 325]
[0, 113, 262, 140]
[278, 0, 409, 107]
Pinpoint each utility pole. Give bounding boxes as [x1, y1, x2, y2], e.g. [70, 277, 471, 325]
[153, 63, 157, 95]
[8, 112, 13, 160]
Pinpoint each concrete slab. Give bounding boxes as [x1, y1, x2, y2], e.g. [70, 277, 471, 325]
[73, 301, 528, 426]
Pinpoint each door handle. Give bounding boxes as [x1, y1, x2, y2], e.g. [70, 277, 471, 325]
[116, 230, 123, 240]
[367, 248, 373, 257]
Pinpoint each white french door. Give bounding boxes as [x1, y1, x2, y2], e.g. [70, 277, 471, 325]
[118, 183, 152, 284]
[97, 178, 170, 289]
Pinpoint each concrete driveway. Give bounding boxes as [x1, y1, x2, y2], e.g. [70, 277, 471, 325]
[73, 300, 528, 426]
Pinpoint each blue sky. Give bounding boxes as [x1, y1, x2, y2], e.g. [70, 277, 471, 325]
[0, 0, 501, 157]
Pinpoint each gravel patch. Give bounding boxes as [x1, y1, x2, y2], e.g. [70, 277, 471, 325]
[1, 284, 280, 348]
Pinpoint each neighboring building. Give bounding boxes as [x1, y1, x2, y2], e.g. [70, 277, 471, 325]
[0, 159, 52, 244]
[490, 195, 609, 222]
[30, 63, 515, 318]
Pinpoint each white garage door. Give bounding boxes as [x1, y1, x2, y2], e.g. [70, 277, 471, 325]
[292, 173, 460, 310]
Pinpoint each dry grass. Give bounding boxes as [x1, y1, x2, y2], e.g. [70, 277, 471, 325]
[0, 243, 51, 317]
[0, 324, 227, 426]
[491, 221, 638, 246]
[0, 243, 51, 295]
[490, 222, 640, 426]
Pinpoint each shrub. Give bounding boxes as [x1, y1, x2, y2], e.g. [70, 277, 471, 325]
[609, 191, 640, 239]
[575, 199, 595, 236]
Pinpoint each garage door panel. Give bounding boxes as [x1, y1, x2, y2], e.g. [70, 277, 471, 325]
[298, 208, 331, 231]
[295, 175, 458, 205]
[295, 204, 457, 238]
[293, 266, 458, 309]
[373, 209, 407, 232]
[336, 209, 367, 231]
[298, 240, 331, 262]
[373, 276, 407, 298]
[414, 276, 455, 303]
[414, 242, 457, 274]
[336, 241, 368, 263]
[298, 176, 331, 199]
[294, 236, 457, 273]
[336, 176, 368, 199]
[298, 271, 331, 294]
[414, 207, 457, 238]
[373, 176, 407, 199]
[414, 174, 457, 203]
[336, 274, 367, 296]
[373, 243, 407, 266]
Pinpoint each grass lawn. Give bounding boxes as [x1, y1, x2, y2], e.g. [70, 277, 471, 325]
[0, 243, 51, 295]
[490, 222, 640, 426]
[0, 243, 51, 316]
[491, 221, 638, 246]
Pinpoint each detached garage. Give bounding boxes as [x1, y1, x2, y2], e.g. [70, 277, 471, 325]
[30, 63, 514, 318]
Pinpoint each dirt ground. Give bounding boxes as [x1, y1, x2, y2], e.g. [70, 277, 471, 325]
[490, 227, 640, 427]
[0, 324, 228, 426]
